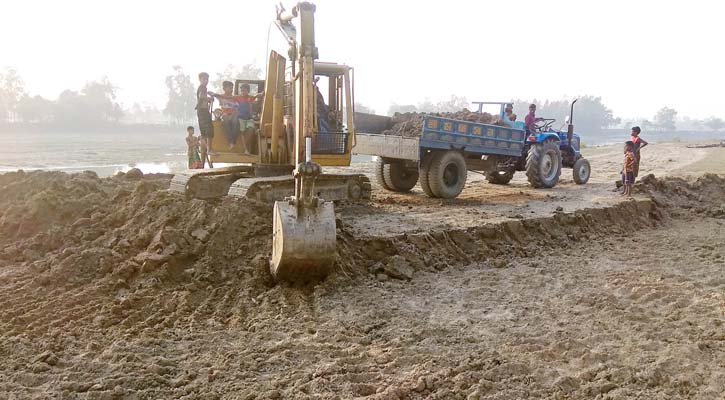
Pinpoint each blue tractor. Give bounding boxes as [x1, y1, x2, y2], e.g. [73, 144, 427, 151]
[474, 99, 591, 188]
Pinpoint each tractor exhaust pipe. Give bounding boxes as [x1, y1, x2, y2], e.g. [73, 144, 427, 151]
[567, 98, 578, 144]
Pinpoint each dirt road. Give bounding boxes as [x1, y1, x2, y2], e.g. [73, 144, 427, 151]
[0, 142, 723, 399]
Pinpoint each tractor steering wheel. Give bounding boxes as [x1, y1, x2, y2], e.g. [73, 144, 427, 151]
[533, 118, 556, 132]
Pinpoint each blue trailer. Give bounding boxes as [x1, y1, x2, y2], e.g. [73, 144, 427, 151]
[353, 100, 590, 198]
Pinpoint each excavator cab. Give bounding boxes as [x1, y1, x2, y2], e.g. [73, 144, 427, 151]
[309, 63, 355, 166]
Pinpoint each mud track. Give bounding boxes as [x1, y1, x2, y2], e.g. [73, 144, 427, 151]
[0, 168, 723, 399]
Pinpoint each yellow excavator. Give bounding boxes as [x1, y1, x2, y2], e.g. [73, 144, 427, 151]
[170, 2, 367, 281]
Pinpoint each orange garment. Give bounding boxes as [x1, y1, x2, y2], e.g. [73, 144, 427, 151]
[623, 151, 636, 173]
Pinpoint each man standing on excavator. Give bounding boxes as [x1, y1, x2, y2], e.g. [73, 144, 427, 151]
[195, 72, 214, 167]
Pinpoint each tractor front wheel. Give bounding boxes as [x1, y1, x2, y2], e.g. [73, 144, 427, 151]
[572, 158, 591, 184]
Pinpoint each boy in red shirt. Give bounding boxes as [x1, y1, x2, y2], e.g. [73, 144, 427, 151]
[212, 81, 243, 150]
[630, 126, 648, 177]
[236, 84, 256, 155]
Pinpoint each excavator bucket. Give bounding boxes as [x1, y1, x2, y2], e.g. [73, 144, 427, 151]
[270, 199, 336, 282]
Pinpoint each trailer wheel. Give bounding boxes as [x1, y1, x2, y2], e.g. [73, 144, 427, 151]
[383, 161, 419, 192]
[419, 154, 435, 197]
[485, 169, 514, 185]
[526, 139, 562, 188]
[428, 151, 467, 199]
[374, 157, 392, 191]
[572, 158, 591, 184]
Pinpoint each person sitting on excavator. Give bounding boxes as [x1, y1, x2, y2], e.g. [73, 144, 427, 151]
[236, 84, 257, 155]
[315, 85, 330, 133]
[524, 103, 544, 134]
[211, 81, 243, 150]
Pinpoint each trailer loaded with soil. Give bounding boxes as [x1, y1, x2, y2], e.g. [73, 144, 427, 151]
[353, 100, 591, 198]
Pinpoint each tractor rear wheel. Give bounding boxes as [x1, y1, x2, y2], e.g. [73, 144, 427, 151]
[383, 161, 419, 192]
[374, 157, 392, 191]
[486, 169, 514, 185]
[526, 139, 562, 188]
[572, 158, 591, 184]
[428, 151, 467, 199]
[419, 155, 435, 197]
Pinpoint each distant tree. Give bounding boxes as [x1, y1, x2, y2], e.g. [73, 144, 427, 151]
[416, 99, 437, 113]
[124, 102, 165, 124]
[511, 96, 618, 133]
[53, 89, 89, 127]
[703, 117, 725, 131]
[654, 107, 677, 131]
[387, 103, 418, 115]
[678, 116, 703, 131]
[640, 119, 654, 131]
[436, 94, 469, 113]
[16, 95, 54, 123]
[52, 77, 123, 128]
[164, 66, 196, 126]
[0, 68, 26, 122]
[354, 102, 375, 114]
[81, 77, 123, 123]
[620, 119, 635, 129]
[212, 63, 264, 92]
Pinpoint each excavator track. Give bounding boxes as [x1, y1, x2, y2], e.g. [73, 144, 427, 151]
[228, 173, 371, 202]
[169, 166, 255, 199]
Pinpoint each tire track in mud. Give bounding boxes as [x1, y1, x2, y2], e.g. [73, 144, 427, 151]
[0, 171, 723, 398]
[336, 199, 663, 282]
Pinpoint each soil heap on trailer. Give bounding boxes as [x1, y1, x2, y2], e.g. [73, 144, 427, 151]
[353, 100, 591, 198]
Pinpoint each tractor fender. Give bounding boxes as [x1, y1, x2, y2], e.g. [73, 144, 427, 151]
[531, 132, 560, 143]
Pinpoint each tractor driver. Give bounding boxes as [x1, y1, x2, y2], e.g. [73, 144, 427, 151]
[524, 103, 544, 134]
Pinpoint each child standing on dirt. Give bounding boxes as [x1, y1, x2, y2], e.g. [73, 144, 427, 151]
[630, 126, 648, 178]
[186, 126, 203, 169]
[621, 141, 636, 197]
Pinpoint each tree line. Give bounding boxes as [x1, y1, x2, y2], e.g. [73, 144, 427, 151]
[1, 66, 723, 132]
[386, 95, 725, 134]
[0, 64, 262, 129]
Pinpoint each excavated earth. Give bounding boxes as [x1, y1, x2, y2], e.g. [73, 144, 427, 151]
[382, 110, 501, 137]
[1, 143, 724, 399]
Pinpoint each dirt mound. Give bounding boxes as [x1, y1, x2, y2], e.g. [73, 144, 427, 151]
[383, 110, 502, 137]
[337, 199, 663, 282]
[636, 173, 725, 218]
[1, 171, 723, 398]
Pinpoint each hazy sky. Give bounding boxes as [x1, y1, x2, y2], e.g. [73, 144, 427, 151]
[2, 0, 723, 120]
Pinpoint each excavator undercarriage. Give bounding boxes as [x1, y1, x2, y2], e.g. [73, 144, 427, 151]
[170, 167, 370, 203]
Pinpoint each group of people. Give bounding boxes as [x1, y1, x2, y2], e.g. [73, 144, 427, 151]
[499, 103, 546, 133]
[498, 102, 650, 197]
[621, 126, 648, 196]
[187, 72, 259, 169]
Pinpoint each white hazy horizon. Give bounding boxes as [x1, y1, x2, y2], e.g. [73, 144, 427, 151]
[2, 0, 723, 120]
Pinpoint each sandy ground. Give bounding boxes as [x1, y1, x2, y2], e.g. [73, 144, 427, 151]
[337, 142, 725, 236]
[0, 141, 723, 399]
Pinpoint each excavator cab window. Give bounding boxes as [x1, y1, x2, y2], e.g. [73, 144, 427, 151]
[312, 72, 349, 154]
